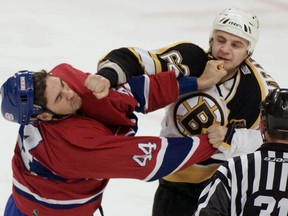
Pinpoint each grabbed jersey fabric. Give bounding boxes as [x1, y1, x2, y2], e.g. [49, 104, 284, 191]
[50, 63, 178, 127]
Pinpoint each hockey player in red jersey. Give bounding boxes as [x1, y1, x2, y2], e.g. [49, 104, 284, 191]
[1, 64, 226, 216]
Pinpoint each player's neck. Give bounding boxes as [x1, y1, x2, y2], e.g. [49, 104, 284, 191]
[269, 139, 288, 145]
[221, 68, 238, 83]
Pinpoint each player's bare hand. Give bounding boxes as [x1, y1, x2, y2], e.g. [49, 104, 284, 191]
[84, 74, 111, 99]
[207, 124, 227, 148]
[197, 60, 227, 89]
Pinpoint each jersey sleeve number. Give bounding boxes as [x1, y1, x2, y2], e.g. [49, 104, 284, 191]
[133, 142, 157, 167]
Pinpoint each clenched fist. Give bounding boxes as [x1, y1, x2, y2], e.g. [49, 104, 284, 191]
[84, 74, 111, 99]
[197, 60, 227, 89]
[207, 124, 228, 148]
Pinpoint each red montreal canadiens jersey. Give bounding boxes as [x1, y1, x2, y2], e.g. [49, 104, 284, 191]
[50, 63, 179, 127]
[12, 65, 216, 216]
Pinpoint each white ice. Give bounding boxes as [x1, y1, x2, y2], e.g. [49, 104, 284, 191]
[0, 0, 287, 215]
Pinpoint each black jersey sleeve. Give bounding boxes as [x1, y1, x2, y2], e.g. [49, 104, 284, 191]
[97, 41, 208, 86]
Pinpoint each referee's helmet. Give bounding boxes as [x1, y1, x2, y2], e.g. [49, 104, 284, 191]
[261, 88, 288, 139]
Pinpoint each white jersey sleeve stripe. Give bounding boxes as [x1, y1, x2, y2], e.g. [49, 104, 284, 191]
[13, 178, 104, 205]
[133, 47, 156, 74]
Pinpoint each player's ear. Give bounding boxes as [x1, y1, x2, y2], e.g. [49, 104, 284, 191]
[260, 116, 265, 132]
[260, 115, 269, 140]
[37, 112, 53, 121]
[260, 116, 268, 142]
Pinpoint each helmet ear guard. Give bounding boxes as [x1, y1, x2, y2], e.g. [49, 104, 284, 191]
[210, 8, 259, 55]
[1, 71, 44, 125]
[260, 88, 288, 140]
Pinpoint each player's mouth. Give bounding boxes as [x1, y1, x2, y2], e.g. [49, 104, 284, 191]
[217, 55, 230, 61]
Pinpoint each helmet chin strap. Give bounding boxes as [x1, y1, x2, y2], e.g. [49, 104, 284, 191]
[42, 108, 71, 121]
[51, 113, 71, 120]
[260, 115, 267, 143]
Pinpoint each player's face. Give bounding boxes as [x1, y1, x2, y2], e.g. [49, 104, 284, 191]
[211, 30, 249, 73]
[45, 76, 82, 115]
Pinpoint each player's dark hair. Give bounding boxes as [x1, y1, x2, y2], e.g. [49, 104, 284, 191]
[33, 70, 72, 120]
[33, 70, 49, 111]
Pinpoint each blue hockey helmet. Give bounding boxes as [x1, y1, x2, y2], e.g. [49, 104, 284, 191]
[261, 88, 288, 139]
[1, 71, 43, 125]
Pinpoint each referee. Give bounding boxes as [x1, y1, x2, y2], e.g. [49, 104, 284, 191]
[194, 88, 288, 216]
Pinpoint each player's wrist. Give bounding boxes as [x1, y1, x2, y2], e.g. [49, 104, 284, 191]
[97, 68, 118, 87]
[197, 76, 208, 89]
[177, 76, 198, 95]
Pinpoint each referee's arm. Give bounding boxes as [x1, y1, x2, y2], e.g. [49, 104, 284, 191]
[194, 165, 231, 216]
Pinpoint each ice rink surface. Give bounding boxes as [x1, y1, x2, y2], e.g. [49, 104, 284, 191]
[0, 0, 287, 215]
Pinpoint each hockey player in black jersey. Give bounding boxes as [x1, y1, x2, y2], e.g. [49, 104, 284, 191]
[91, 7, 279, 216]
[194, 88, 288, 216]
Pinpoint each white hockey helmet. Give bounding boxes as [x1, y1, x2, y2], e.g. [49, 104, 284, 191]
[210, 8, 259, 54]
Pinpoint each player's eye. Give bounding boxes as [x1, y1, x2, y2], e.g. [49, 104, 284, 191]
[232, 42, 244, 49]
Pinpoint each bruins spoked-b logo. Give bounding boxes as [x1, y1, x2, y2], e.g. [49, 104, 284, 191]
[174, 93, 225, 136]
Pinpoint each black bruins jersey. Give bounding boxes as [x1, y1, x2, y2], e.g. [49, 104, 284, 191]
[97, 41, 279, 183]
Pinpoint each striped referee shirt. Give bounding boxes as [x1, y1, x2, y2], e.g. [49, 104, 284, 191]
[194, 142, 288, 216]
